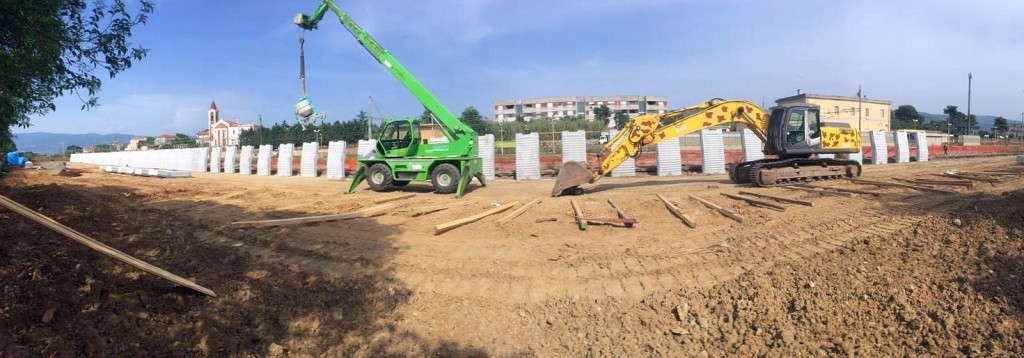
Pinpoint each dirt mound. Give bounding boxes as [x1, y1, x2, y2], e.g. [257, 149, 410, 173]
[57, 168, 84, 177]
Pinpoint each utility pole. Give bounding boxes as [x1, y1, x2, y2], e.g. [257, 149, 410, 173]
[367, 93, 373, 140]
[258, 114, 264, 146]
[857, 85, 863, 134]
[967, 73, 973, 136]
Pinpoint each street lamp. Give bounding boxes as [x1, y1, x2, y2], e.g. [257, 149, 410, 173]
[967, 72, 973, 136]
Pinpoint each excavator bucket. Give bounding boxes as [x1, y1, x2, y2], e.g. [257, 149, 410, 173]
[551, 161, 593, 197]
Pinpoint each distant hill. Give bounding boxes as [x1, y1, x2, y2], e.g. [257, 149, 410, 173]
[12, 132, 140, 154]
[920, 112, 997, 130]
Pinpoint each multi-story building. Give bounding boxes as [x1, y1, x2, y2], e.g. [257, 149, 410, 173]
[493, 95, 668, 122]
[775, 93, 891, 132]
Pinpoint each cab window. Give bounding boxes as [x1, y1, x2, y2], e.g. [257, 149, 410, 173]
[380, 121, 412, 150]
[786, 110, 805, 144]
[807, 109, 820, 139]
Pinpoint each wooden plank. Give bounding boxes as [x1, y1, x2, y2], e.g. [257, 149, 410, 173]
[231, 203, 394, 228]
[849, 178, 957, 194]
[720, 193, 787, 212]
[535, 218, 557, 223]
[434, 201, 521, 235]
[0, 194, 217, 297]
[606, 199, 635, 228]
[782, 185, 855, 197]
[796, 184, 879, 196]
[570, 199, 587, 231]
[934, 173, 1001, 183]
[887, 178, 936, 188]
[893, 178, 973, 188]
[737, 190, 814, 207]
[496, 197, 544, 226]
[689, 194, 745, 224]
[580, 217, 638, 226]
[374, 193, 417, 204]
[656, 194, 697, 228]
[411, 200, 476, 217]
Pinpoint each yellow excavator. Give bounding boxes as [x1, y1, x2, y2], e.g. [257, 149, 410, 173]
[552, 99, 863, 196]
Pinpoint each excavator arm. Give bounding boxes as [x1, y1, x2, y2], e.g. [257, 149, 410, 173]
[552, 99, 769, 196]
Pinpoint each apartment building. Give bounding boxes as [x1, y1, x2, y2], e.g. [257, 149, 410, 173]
[775, 93, 892, 132]
[493, 95, 668, 122]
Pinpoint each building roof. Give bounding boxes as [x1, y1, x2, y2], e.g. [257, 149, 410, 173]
[776, 93, 891, 105]
[157, 134, 176, 138]
[210, 100, 218, 111]
[130, 136, 147, 141]
[196, 129, 210, 136]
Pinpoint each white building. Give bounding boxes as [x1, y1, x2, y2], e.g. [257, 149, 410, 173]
[493, 95, 669, 122]
[204, 101, 255, 146]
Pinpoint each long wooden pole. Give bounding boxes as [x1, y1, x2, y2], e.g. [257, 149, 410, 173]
[606, 199, 635, 228]
[0, 195, 217, 297]
[230, 203, 394, 228]
[495, 197, 543, 226]
[689, 194, 745, 223]
[849, 178, 957, 194]
[783, 185, 855, 197]
[570, 199, 587, 231]
[737, 190, 814, 207]
[374, 193, 416, 204]
[434, 201, 520, 234]
[656, 194, 697, 228]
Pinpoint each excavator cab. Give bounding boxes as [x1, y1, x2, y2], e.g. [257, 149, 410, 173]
[765, 104, 823, 157]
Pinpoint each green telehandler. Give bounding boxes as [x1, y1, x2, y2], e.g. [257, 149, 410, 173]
[294, 0, 485, 197]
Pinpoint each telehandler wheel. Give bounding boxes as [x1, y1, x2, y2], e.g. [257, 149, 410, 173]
[367, 163, 394, 191]
[431, 163, 460, 194]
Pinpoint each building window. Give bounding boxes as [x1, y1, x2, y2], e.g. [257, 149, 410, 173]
[880, 109, 885, 117]
[834, 106, 839, 115]
[865, 108, 870, 117]
[850, 107, 856, 115]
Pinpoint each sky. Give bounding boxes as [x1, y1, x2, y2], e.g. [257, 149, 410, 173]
[19, 0, 1024, 136]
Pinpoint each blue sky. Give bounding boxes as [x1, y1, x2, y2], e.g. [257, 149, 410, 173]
[20, 0, 1024, 136]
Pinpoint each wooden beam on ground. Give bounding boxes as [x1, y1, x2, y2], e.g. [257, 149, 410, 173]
[0, 194, 217, 297]
[688, 194, 745, 224]
[656, 194, 697, 228]
[535, 218, 557, 223]
[434, 201, 521, 235]
[934, 173, 1001, 183]
[782, 185, 855, 197]
[720, 193, 787, 212]
[411, 200, 476, 217]
[374, 193, 417, 204]
[580, 217, 638, 226]
[231, 203, 395, 228]
[570, 199, 587, 231]
[606, 199, 635, 228]
[496, 197, 544, 226]
[849, 179, 957, 194]
[893, 178, 974, 188]
[887, 179, 936, 188]
[737, 190, 814, 207]
[797, 184, 881, 196]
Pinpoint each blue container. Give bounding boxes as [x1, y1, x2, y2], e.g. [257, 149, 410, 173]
[5, 152, 18, 166]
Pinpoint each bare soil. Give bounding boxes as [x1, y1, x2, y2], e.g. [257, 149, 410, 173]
[1, 156, 1023, 356]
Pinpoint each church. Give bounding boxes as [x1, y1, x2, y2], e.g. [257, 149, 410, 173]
[196, 101, 255, 147]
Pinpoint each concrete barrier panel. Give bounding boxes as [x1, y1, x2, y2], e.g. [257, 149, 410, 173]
[893, 131, 910, 163]
[256, 145, 272, 176]
[300, 142, 318, 178]
[740, 128, 764, 162]
[210, 147, 222, 173]
[478, 134, 495, 180]
[326, 141, 346, 179]
[224, 146, 237, 173]
[515, 133, 540, 180]
[239, 146, 254, 175]
[561, 130, 586, 164]
[700, 129, 726, 174]
[914, 132, 929, 162]
[656, 138, 682, 177]
[277, 143, 294, 177]
[870, 131, 887, 165]
[357, 140, 377, 160]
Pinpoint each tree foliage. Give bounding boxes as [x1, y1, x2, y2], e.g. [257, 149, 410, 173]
[458, 106, 486, 134]
[613, 112, 630, 130]
[943, 105, 978, 135]
[1, 0, 154, 151]
[891, 104, 925, 130]
[993, 117, 1009, 137]
[593, 105, 611, 125]
[238, 110, 379, 147]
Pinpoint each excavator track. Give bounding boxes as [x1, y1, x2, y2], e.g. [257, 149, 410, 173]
[738, 158, 861, 187]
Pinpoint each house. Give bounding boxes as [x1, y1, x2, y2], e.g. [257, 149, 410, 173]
[125, 136, 147, 151]
[195, 130, 211, 146]
[205, 101, 255, 146]
[154, 134, 177, 146]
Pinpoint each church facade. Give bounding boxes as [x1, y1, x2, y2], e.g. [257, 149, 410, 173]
[196, 101, 255, 147]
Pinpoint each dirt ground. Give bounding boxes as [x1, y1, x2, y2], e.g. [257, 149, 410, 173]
[2, 156, 1023, 356]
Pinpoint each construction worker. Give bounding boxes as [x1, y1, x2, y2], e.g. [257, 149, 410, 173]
[942, 142, 949, 156]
